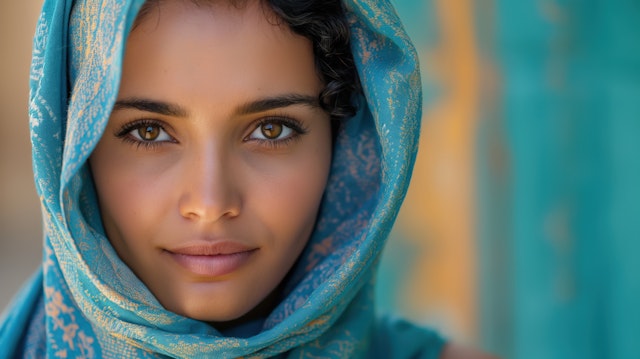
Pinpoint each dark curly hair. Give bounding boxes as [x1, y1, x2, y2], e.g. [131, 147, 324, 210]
[135, 0, 360, 122]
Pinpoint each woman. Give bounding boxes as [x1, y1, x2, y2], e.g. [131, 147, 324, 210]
[0, 0, 492, 357]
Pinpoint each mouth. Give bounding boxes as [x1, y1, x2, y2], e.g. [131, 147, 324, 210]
[165, 242, 258, 277]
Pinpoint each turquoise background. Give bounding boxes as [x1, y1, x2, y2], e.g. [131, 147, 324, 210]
[389, 1, 640, 358]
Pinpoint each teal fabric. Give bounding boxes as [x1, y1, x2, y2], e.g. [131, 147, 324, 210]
[478, 1, 640, 358]
[0, 0, 445, 357]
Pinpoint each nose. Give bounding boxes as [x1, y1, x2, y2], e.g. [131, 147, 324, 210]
[178, 145, 241, 223]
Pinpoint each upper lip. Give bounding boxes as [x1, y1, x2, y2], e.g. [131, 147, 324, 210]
[166, 241, 256, 256]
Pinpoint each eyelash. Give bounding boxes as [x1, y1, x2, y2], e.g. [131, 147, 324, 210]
[114, 119, 174, 151]
[245, 116, 309, 149]
[113, 116, 309, 150]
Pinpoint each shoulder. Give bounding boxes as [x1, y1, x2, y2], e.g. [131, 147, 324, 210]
[439, 343, 501, 359]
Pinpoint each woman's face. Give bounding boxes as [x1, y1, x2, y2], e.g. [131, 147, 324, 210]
[90, 0, 332, 322]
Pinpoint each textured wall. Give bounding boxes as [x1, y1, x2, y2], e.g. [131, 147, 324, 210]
[478, 1, 640, 358]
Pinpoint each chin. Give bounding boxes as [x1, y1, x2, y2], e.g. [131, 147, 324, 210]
[162, 283, 280, 326]
[169, 298, 253, 323]
[165, 293, 260, 323]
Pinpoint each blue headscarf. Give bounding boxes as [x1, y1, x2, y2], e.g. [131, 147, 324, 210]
[0, 0, 444, 357]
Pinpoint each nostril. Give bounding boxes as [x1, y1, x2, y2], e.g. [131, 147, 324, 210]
[177, 186, 241, 223]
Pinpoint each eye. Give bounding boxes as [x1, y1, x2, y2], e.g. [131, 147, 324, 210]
[116, 120, 173, 143]
[249, 121, 294, 141]
[131, 124, 172, 142]
[115, 119, 175, 149]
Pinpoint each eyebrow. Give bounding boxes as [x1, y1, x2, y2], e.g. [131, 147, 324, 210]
[112, 98, 188, 117]
[112, 94, 321, 118]
[236, 94, 321, 115]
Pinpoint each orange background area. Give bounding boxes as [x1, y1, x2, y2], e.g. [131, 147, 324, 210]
[393, 0, 482, 343]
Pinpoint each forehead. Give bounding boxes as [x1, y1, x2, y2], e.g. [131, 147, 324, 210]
[120, 0, 321, 110]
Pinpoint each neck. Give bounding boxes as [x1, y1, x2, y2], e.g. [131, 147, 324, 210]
[211, 283, 283, 337]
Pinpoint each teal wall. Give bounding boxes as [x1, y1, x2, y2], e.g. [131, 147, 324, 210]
[384, 1, 640, 357]
[479, 1, 640, 358]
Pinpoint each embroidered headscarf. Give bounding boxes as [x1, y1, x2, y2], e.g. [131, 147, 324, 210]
[0, 0, 444, 357]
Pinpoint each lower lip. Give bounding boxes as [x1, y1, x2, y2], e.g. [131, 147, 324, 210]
[167, 250, 256, 277]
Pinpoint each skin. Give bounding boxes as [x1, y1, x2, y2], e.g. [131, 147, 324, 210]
[90, 0, 332, 323]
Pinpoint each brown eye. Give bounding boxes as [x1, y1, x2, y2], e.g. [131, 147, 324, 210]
[247, 119, 297, 142]
[116, 120, 173, 146]
[260, 123, 283, 139]
[137, 125, 160, 141]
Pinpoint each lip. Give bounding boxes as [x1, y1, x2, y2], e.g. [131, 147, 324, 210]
[165, 242, 257, 277]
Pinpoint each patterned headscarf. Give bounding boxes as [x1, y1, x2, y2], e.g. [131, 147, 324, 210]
[0, 0, 444, 357]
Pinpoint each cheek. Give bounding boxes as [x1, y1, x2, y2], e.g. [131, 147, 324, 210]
[250, 141, 332, 239]
[89, 145, 169, 247]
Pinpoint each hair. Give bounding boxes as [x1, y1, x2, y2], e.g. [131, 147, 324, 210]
[136, 0, 361, 122]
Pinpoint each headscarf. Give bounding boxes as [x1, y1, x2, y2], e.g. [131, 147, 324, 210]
[0, 0, 444, 357]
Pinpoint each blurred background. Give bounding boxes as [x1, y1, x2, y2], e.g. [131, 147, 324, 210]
[2, 1, 640, 358]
